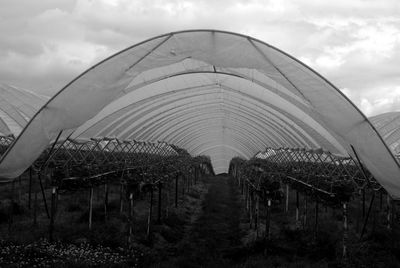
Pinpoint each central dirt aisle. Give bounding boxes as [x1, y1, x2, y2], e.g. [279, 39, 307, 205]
[158, 174, 244, 267]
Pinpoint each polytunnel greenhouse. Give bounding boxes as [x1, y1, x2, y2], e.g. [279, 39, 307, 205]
[0, 30, 400, 267]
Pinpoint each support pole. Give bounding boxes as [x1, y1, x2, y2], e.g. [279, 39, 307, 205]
[303, 194, 308, 229]
[387, 195, 392, 230]
[89, 187, 93, 230]
[33, 191, 37, 225]
[255, 190, 259, 234]
[360, 191, 375, 239]
[343, 203, 348, 262]
[119, 183, 124, 214]
[28, 167, 32, 209]
[249, 190, 253, 229]
[128, 193, 133, 247]
[38, 172, 50, 219]
[175, 175, 178, 208]
[285, 184, 289, 213]
[362, 188, 366, 218]
[147, 186, 154, 241]
[157, 182, 162, 224]
[314, 198, 319, 241]
[49, 187, 56, 242]
[265, 199, 271, 240]
[296, 190, 299, 227]
[104, 183, 108, 221]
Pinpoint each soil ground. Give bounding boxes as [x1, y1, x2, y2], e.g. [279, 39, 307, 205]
[151, 174, 244, 267]
[1, 172, 400, 267]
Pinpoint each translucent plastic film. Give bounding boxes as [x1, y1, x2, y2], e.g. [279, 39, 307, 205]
[0, 30, 399, 198]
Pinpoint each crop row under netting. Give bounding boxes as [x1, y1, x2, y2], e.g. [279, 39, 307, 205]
[0, 134, 214, 243]
[229, 147, 397, 260]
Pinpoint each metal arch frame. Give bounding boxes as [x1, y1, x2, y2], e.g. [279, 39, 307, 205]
[135, 104, 288, 147]
[116, 81, 343, 153]
[90, 87, 322, 151]
[188, 133, 260, 157]
[73, 71, 331, 149]
[149, 115, 275, 152]
[104, 92, 310, 149]
[135, 100, 303, 148]
[2, 29, 398, 187]
[158, 107, 294, 150]
[157, 105, 310, 149]
[185, 131, 257, 159]
[125, 89, 334, 151]
[75, 73, 316, 147]
[174, 122, 269, 155]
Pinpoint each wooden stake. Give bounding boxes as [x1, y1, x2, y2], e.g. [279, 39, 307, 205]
[128, 193, 133, 246]
[266, 199, 271, 240]
[303, 194, 308, 229]
[157, 182, 162, 224]
[387, 195, 391, 230]
[362, 188, 366, 218]
[285, 184, 289, 212]
[343, 203, 348, 261]
[49, 187, 56, 242]
[314, 198, 319, 241]
[89, 187, 93, 230]
[175, 175, 178, 208]
[255, 191, 259, 234]
[33, 191, 37, 225]
[147, 186, 154, 241]
[104, 183, 108, 221]
[38, 172, 50, 219]
[119, 183, 124, 214]
[296, 190, 299, 226]
[28, 167, 32, 209]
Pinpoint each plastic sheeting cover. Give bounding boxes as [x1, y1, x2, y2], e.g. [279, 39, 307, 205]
[370, 112, 400, 155]
[0, 30, 399, 197]
[0, 83, 47, 136]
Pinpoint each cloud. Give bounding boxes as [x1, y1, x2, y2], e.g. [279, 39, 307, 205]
[0, 0, 399, 117]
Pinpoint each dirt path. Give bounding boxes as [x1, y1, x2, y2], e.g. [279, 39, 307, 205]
[154, 174, 244, 267]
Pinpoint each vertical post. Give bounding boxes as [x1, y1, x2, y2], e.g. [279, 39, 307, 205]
[387, 195, 392, 230]
[38, 172, 50, 219]
[28, 167, 32, 209]
[175, 175, 178, 208]
[265, 199, 271, 240]
[89, 187, 93, 230]
[158, 182, 162, 224]
[49, 187, 56, 242]
[314, 198, 319, 241]
[343, 203, 348, 262]
[33, 191, 38, 225]
[303, 194, 308, 229]
[166, 183, 170, 218]
[147, 186, 154, 241]
[296, 190, 299, 226]
[119, 183, 124, 214]
[184, 175, 186, 196]
[255, 190, 259, 234]
[246, 184, 250, 211]
[249, 190, 253, 229]
[104, 183, 108, 221]
[362, 188, 366, 218]
[18, 176, 22, 204]
[128, 193, 133, 246]
[285, 184, 289, 213]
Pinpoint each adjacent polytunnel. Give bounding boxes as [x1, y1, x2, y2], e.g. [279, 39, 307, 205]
[0, 83, 47, 137]
[0, 30, 399, 197]
[369, 112, 400, 157]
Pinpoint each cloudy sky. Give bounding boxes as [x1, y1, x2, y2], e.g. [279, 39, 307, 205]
[0, 0, 399, 116]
